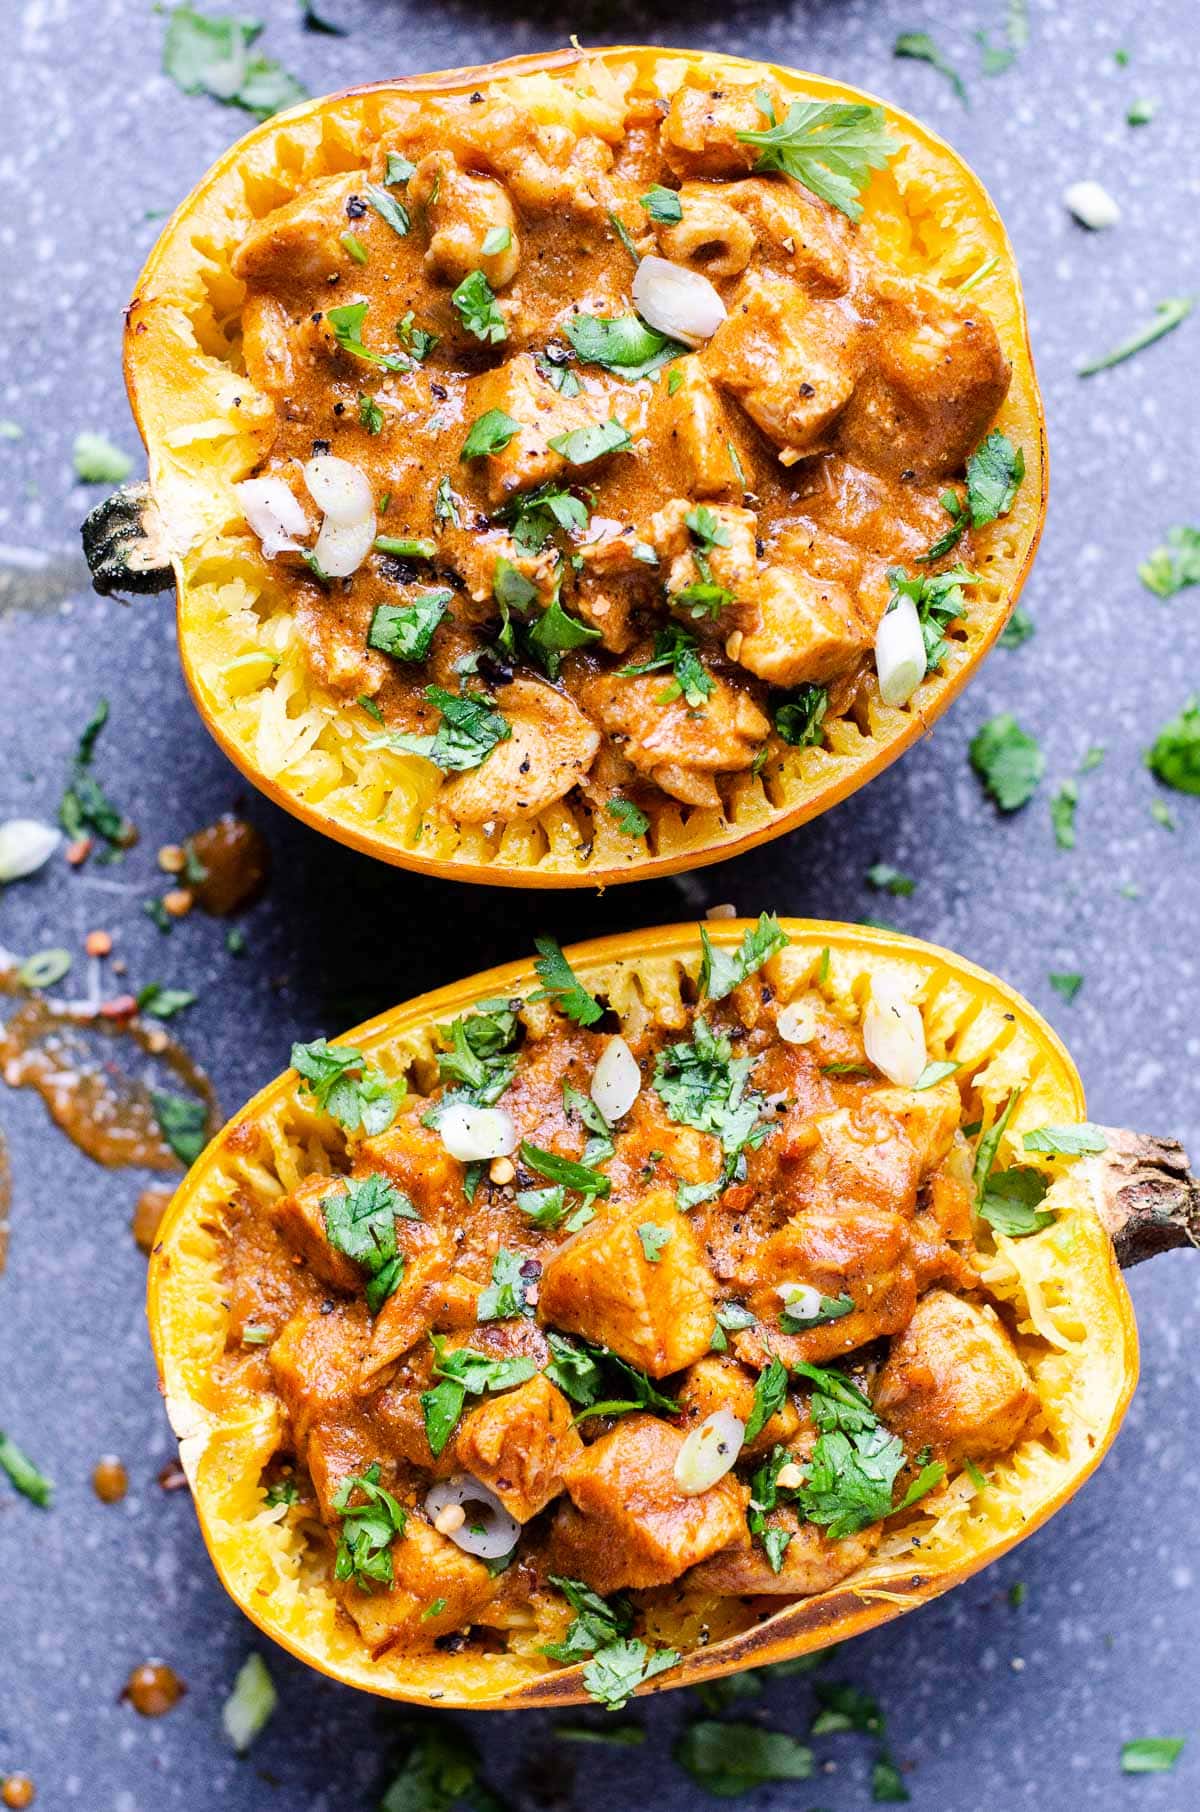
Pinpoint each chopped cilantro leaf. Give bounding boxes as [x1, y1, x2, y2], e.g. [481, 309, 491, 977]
[326, 301, 411, 372]
[969, 714, 1045, 810]
[520, 1142, 610, 1196]
[290, 1037, 403, 1134]
[619, 625, 713, 708]
[1121, 1738, 1185, 1775]
[893, 32, 968, 105]
[966, 430, 1025, 525]
[332, 1463, 406, 1591]
[452, 269, 506, 344]
[866, 863, 915, 896]
[999, 606, 1035, 648]
[0, 1430, 53, 1507]
[887, 563, 977, 671]
[322, 1174, 417, 1312]
[542, 1575, 633, 1663]
[376, 685, 511, 773]
[1146, 695, 1200, 793]
[699, 911, 789, 1002]
[1079, 297, 1193, 376]
[605, 796, 649, 838]
[421, 1336, 537, 1456]
[162, 6, 307, 120]
[1140, 525, 1200, 598]
[564, 315, 684, 380]
[151, 1090, 208, 1165]
[744, 1356, 789, 1443]
[582, 1638, 680, 1710]
[639, 185, 683, 223]
[772, 683, 827, 748]
[736, 97, 896, 221]
[549, 419, 632, 466]
[136, 983, 197, 1019]
[72, 431, 132, 484]
[385, 152, 415, 185]
[59, 699, 131, 848]
[1050, 970, 1082, 1003]
[675, 1721, 813, 1794]
[530, 937, 603, 1027]
[636, 1222, 673, 1264]
[367, 592, 450, 664]
[654, 1017, 769, 1166]
[476, 1247, 531, 1321]
[978, 1166, 1054, 1237]
[1051, 779, 1078, 849]
[1022, 1123, 1107, 1156]
[461, 409, 520, 460]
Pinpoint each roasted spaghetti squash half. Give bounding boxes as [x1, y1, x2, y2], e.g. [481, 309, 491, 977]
[148, 919, 1140, 1710]
[112, 47, 1046, 887]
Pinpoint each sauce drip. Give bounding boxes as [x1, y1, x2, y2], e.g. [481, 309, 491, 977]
[122, 1661, 185, 1717]
[188, 816, 269, 916]
[92, 1456, 128, 1503]
[132, 1188, 173, 1253]
[0, 968, 217, 1170]
[1, 1776, 35, 1809]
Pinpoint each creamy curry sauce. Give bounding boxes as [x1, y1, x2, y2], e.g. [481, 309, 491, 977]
[231, 71, 1010, 821]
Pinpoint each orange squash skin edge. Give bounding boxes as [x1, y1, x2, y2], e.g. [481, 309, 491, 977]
[147, 920, 1135, 1707]
[123, 48, 1048, 890]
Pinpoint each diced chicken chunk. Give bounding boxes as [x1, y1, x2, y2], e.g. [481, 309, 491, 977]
[691, 1517, 878, 1595]
[717, 177, 851, 295]
[538, 1198, 716, 1377]
[271, 1174, 366, 1294]
[231, 171, 361, 290]
[550, 1414, 749, 1592]
[463, 354, 617, 505]
[705, 277, 856, 463]
[646, 498, 758, 627]
[735, 1206, 917, 1369]
[335, 1513, 499, 1653]
[578, 668, 769, 809]
[650, 359, 746, 499]
[738, 565, 870, 687]
[660, 79, 767, 180]
[359, 1227, 455, 1382]
[304, 1415, 375, 1521]
[459, 101, 616, 215]
[438, 677, 600, 822]
[408, 152, 520, 288]
[453, 1374, 584, 1522]
[241, 294, 294, 395]
[867, 1079, 962, 1178]
[678, 1354, 800, 1454]
[355, 1117, 462, 1219]
[269, 1305, 369, 1447]
[874, 1289, 1037, 1465]
[838, 272, 1011, 479]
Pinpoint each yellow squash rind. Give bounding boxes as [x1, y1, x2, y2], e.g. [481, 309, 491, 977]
[148, 922, 1134, 1707]
[125, 48, 1047, 887]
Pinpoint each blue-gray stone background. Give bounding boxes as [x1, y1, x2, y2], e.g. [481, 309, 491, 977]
[1, 0, 1196, 1806]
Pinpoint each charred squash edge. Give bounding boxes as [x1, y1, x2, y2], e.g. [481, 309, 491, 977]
[147, 920, 1134, 1708]
[117, 46, 1048, 889]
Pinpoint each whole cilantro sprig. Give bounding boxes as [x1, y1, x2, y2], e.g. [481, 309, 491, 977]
[291, 1038, 403, 1135]
[736, 95, 896, 221]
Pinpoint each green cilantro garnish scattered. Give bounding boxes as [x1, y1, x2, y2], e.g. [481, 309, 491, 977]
[619, 625, 713, 708]
[357, 393, 383, 434]
[1120, 1738, 1185, 1775]
[745, 1356, 790, 1443]
[887, 564, 977, 670]
[520, 1141, 611, 1196]
[162, 6, 307, 120]
[1126, 97, 1155, 126]
[379, 1724, 504, 1812]
[136, 984, 197, 1019]
[1139, 527, 1200, 597]
[264, 1476, 298, 1507]
[893, 32, 968, 105]
[554, 1724, 645, 1746]
[607, 209, 640, 262]
[367, 592, 451, 663]
[72, 432, 132, 484]
[1050, 779, 1078, 849]
[528, 597, 602, 679]
[326, 301, 411, 372]
[811, 1680, 884, 1734]
[972, 1089, 1020, 1207]
[654, 1017, 769, 1169]
[1022, 1123, 1107, 1156]
[675, 1721, 813, 1794]
[385, 152, 416, 185]
[290, 1037, 403, 1134]
[780, 1290, 855, 1332]
[772, 683, 828, 748]
[1050, 971, 1082, 1003]
[332, 1463, 406, 1591]
[1079, 297, 1193, 375]
[965, 429, 1025, 526]
[322, 1174, 417, 1313]
[395, 312, 436, 360]
[461, 408, 521, 460]
[977, 0, 1029, 74]
[998, 606, 1035, 648]
[0, 1430, 53, 1507]
[549, 419, 633, 466]
[969, 714, 1045, 810]
[1146, 695, 1200, 793]
[476, 1247, 532, 1321]
[978, 1165, 1054, 1237]
[639, 184, 683, 223]
[636, 1222, 673, 1264]
[340, 231, 368, 265]
[582, 1638, 680, 1711]
[60, 699, 131, 849]
[736, 96, 896, 220]
[530, 936, 604, 1026]
[452, 269, 506, 344]
[872, 1753, 912, 1802]
[605, 796, 649, 838]
[699, 911, 789, 1002]
[542, 1575, 633, 1663]
[564, 315, 684, 380]
[546, 1334, 676, 1419]
[377, 685, 511, 773]
[866, 863, 915, 897]
[501, 482, 589, 554]
[420, 1336, 537, 1456]
[361, 183, 409, 236]
[151, 1090, 209, 1165]
[791, 1362, 945, 1538]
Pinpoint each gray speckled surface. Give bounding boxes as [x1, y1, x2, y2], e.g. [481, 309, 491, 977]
[1, 0, 1197, 1806]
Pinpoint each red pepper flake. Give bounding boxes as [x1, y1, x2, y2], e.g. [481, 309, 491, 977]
[65, 837, 93, 867]
[99, 994, 138, 1020]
